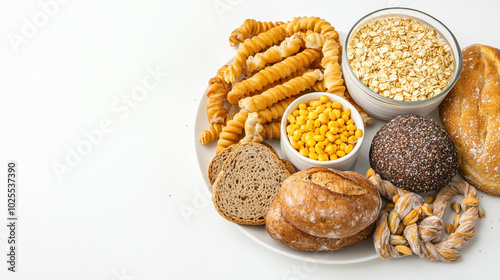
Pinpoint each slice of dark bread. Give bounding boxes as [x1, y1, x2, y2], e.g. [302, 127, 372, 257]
[212, 142, 291, 225]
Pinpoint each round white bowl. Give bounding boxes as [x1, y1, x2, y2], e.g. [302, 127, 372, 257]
[280, 92, 365, 171]
[342, 7, 462, 121]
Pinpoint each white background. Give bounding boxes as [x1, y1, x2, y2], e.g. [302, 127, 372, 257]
[0, 0, 499, 279]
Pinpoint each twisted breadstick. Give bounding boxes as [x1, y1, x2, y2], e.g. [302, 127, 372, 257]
[256, 97, 297, 123]
[199, 116, 232, 144]
[260, 122, 280, 140]
[206, 65, 230, 124]
[224, 25, 288, 84]
[216, 110, 248, 153]
[239, 70, 323, 112]
[286, 16, 339, 41]
[228, 49, 321, 104]
[244, 33, 304, 73]
[369, 170, 480, 262]
[229, 19, 285, 47]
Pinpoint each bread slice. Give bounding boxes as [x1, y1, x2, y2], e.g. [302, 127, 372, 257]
[208, 144, 238, 185]
[212, 142, 291, 225]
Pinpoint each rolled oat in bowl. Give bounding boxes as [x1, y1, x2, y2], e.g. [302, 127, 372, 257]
[347, 17, 454, 102]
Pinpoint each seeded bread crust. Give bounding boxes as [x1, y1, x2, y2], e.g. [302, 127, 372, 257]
[266, 197, 375, 251]
[278, 167, 381, 238]
[212, 142, 291, 225]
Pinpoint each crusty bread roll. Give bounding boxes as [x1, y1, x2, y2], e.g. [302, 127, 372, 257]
[266, 197, 375, 251]
[278, 168, 381, 238]
[439, 44, 500, 196]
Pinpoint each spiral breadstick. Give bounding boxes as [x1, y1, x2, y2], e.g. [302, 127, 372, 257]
[256, 96, 297, 123]
[286, 16, 339, 41]
[260, 122, 280, 140]
[239, 69, 323, 112]
[228, 49, 321, 104]
[206, 65, 231, 124]
[244, 33, 303, 73]
[216, 110, 248, 153]
[199, 116, 232, 145]
[225, 25, 288, 84]
[229, 19, 285, 47]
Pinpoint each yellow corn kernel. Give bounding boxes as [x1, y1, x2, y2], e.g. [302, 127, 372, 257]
[349, 130, 354, 135]
[325, 144, 336, 155]
[319, 95, 329, 103]
[342, 108, 351, 117]
[339, 143, 347, 152]
[346, 119, 354, 126]
[346, 124, 357, 131]
[313, 134, 324, 142]
[342, 114, 349, 122]
[299, 148, 309, 157]
[293, 109, 300, 117]
[293, 130, 302, 141]
[355, 129, 363, 138]
[308, 111, 318, 120]
[298, 103, 307, 110]
[318, 154, 329, 161]
[330, 126, 339, 134]
[319, 113, 329, 124]
[334, 139, 342, 145]
[309, 152, 318, 160]
[320, 124, 328, 135]
[345, 144, 354, 154]
[287, 114, 296, 124]
[340, 134, 348, 143]
[336, 150, 346, 157]
[315, 146, 324, 155]
[331, 102, 342, 109]
[306, 138, 316, 147]
[310, 100, 321, 108]
[337, 118, 345, 126]
[314, 119, 321, 128]
[329, 120, 340, 128]
[330, 154, 338, 160]
[305, 122, 313, 131]
[296, 116, 306, 125]
[286, 124, 294, 135]
[347, 135, 356, 143]
[326, 131, 335, 142]
[315, 105, 325, 114]
[333, 109, 341, 119]
[299, 109, 308, 116]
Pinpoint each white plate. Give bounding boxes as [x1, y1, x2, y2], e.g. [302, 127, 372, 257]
[193, 63, 397, 263]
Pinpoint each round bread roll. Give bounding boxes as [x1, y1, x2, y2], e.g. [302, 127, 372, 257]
[439, 44, 500, 196]
[369, 114, 458, 193]
[278, 168, 381, 239]
[266, 197, 375, 251]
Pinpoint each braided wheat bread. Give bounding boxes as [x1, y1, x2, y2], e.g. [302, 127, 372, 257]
[368, 170, 481, 262]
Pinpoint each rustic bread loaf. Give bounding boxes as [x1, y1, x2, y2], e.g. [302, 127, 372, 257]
[278, 167, 381, 238]
[266, 197, 375, 251]
[439, 44, 500, 196]
[212, 142, 291, 225]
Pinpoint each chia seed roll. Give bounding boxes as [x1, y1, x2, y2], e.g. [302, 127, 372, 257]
[369, 114, 458, 192]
